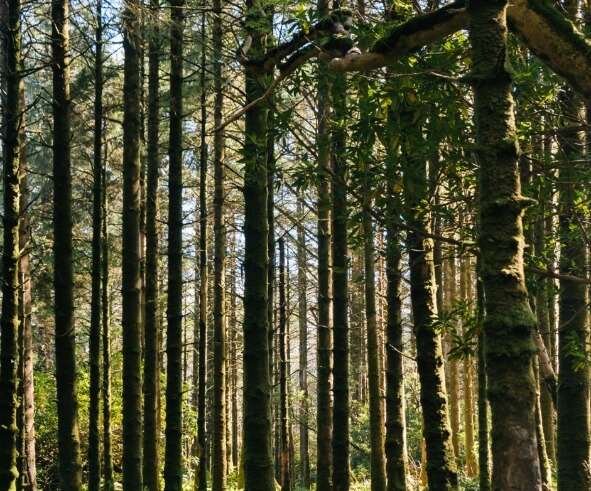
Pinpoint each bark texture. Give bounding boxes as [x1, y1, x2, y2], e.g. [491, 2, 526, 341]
[121, 0, 144, 485]
[52, 0, 83, 486]
[469, 1, 541, 489]
[0, 0, 22, 486]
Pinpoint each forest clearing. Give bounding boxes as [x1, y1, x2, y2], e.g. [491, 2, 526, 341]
[1, 0, 591, 490]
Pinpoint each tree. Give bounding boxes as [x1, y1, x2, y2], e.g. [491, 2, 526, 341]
[163, 0, 185, 486]
[315, 5, 334, 489]
[0, 0, 23, 486]
[143, 0, 162, 488]
[468, 1, 541, 488]
[212, 0, 228, 485]
[241, 0, 275, 487]
[121, 0, 144, 486]
[52, 0, 83, 485]
[88, 1, 104, 488]
[400, 95, 457, 490]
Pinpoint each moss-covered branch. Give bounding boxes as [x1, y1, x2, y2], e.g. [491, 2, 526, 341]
[329, 0, 591, 101]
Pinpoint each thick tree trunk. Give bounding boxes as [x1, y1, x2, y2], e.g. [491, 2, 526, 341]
[242, 2, 274, 485]
[468, 2, 541, 489]
[0, 0, 22, 486]
[122, 0, 144, 485]
[52, 0, 83, 487]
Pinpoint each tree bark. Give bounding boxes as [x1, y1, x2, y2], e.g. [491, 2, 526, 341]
[212, 0, 227, 484]
[401, 102, 457, 490]
[122, 0, 144, 485]
[316, 2, 333, 487]
[88, 1, 104, 488]
[242, 2, 275, 486]
[163, 0, 185, 487]
[0, 0, 22, 485]
[469, 2, 541, 489]
[143, 0, 161, 488]
[102, 160, 114, 489]
[52, 0, 83, 486]
[331, 71, 351, 491]
[297, 200, 311, 489]
[556, 91, 591, 491]
[362, 152, 386, 491]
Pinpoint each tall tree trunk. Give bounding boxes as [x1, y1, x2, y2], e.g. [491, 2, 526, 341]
[468, 2, 541, 488]
[19, 111, 36, 491]
[143, 0, 161, 489]
[52, 0, 83, 486]
[279, 238, 291, 491]
[0, 0, 22, 485]
[363, 158, 386, 491]
[385, 223, 408, 491]
[460, 257, 477, 477]
[476, 259, 490, 491]
[445, 257, 460, 460]
[122, 0, 144, 485]
[195, 7, 208, 491]
[164, 0, 185, 486]
[212, 0, 227, 484]
[297, 200, 311, 489]
[316, 43, 334, 491]
[401, 107, 457, 490]
[88, 1, 104, 488]
[102, 162, 114, 489]
[556, 92, 590, 491]
[331, 71, 351, 491]
[242, 2, 274, 486]
[534, 213, 556, 463]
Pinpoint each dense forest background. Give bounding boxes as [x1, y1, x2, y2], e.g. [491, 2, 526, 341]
[0, 0, 591, 490]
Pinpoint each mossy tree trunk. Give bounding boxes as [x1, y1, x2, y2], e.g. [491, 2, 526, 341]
[121, 0, 144, 485]
[52, 0, 83, 486]
[385, 222, 408, 491]
[0, 0, 22, 486]
[400, 100, 457, 490]
[331, 70, 351, 491]
[468, 1, 541, 488]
